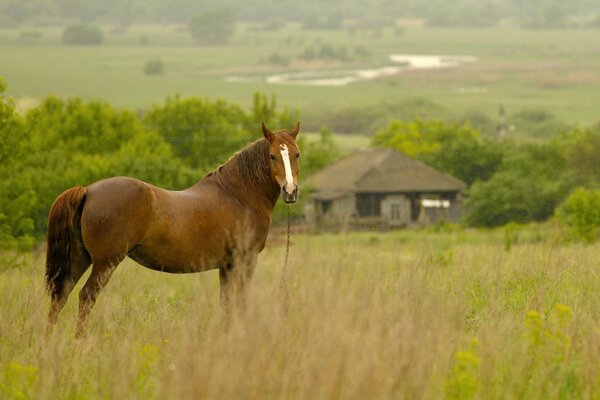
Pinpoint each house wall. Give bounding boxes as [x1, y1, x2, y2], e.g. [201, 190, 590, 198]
[380, 195, 412, 227]
[311, 194, 356, 227]
[310, 191, 463, 229]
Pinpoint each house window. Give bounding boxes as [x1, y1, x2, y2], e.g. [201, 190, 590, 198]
[421, 199, 451, 208]
[321, 200, 332, 213]
[356, 193, 382, 216]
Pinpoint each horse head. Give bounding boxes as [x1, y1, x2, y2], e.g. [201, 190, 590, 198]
[262, 122, 301, 204]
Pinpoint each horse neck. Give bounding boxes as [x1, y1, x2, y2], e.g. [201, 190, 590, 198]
[203, 158, 280, 214]
[232, 162, 279, 208]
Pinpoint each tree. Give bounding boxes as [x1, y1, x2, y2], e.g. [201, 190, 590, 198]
[188, 9, 234, 46]
[371, 119, 503, 185]
[61, 24, 103, 45]
[562, 126, 600, 187]
[464, 142, 571, 227]
[144, 95, 252, 170]
[556, 188, 600, 242]
[300, 126, 340, 177]
[0, 79, 35, 250]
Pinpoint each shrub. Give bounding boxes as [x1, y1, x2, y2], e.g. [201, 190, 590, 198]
[61, 24, 103, 46]
[556, 188, 600, 242]
[267, 52, 290, 66]
[144, 59, 164, 76]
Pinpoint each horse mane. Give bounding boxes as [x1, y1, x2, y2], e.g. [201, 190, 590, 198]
[204, 138, 272, 186]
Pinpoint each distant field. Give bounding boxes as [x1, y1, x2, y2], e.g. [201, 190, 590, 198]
[1, 24, 599, 129]
[2, 227, 600, 398]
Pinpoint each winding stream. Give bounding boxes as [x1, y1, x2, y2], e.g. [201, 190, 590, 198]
[225, 54, 476, 87]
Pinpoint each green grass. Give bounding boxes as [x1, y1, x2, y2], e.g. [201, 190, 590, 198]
[1, 24, 599, 129]
[2, 226, 600, 398]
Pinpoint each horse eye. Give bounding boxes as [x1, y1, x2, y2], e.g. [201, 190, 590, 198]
[270, 154, 276, 161]
[296, 153, 301, 159]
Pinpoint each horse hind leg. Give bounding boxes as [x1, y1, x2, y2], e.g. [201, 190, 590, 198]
[75, 257, 122, 338]
[46, 244, 91, 335]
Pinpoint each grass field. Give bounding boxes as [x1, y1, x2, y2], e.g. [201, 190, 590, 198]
[1, 24, 599, 128]
[2, 226, 600, 399]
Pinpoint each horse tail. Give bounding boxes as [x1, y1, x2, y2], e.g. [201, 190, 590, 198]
[45, 186, 87, 299]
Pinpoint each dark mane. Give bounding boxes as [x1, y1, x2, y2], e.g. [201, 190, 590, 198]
[204, 138, 271, 185]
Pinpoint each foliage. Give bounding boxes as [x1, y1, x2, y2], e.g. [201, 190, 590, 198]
[299, 126, 340, 177]
[562, 125, 600, 187]
[0, 0, 597, 26]
[143, 59, 164, 76]
[372, 119, 479, 158]
[372, 119, 503, 185]
[61, 24, 103, 46]
[0, 80, 34, 250]
[515, 0, 568, 29]
[0, 88, 195, 247]
[556, 188, 600, 243]
[301, 12, 342, 30]
[371, 117, 600, 228]
[465, 142, 571, 227]
[144, 95, 252, 170]
[445, 339, 480, 400]
[428, 2, 501, 27]
[507, 109, 570, 139]
[188, 8, 234, 46]
[249, 92, 298, 131]
[0, 362, 38, 399]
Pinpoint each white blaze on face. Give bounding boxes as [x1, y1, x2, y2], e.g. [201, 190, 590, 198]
[280, 144, 295, 194]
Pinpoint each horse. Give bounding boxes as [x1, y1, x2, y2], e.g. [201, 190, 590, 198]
[45, 122, 301, 337]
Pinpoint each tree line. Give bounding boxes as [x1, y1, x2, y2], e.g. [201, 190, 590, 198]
[0, 81, 337, 251]
[2, 76, 600, 252]
[1, 0, 598, 29]
[373, 119, 600, 239]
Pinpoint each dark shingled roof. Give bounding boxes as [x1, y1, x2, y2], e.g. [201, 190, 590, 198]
[308, 147, 467, 200]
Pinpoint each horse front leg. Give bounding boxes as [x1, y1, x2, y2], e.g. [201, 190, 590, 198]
[219, 253, 258, 316]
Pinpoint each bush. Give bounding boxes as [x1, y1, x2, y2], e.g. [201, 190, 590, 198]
[61, 24, 103, 46]
[267, 52, 290, 66]
[556, 188, 600, 243]
[465, 142, 571, 227]
[144, 59, 164, 75]
[508, 110, 570, 139]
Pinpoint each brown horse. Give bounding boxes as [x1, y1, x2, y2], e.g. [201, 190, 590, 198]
[45, 123, 300, 336]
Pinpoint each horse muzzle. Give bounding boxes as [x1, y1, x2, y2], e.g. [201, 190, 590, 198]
[282, 185, 299, 204]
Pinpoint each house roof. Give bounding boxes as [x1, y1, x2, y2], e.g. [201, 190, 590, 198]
[307, 147, 467, 200]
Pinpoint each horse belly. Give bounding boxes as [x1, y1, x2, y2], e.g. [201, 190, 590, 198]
[128, 239, 226, 273]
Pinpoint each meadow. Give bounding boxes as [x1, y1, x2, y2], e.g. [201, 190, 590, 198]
[2, 226, 600, 399]
[1, 23, 599, 127]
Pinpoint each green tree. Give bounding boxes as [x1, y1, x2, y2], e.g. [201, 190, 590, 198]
[0, 79, 35, 250]
[562, 125, 600, 187]
[250, 92, 298, 131]
[300, 126, 340, 177]
[61, 24, 103, 45]
[372, 119, 478, 159]
[556, 188, 600, 242]
[371, 119, 502, 185]
[465, 142, 571, 227]
[144, 95, 252, 170]
[11, 96, 191, 240]
[188, 8, 234, 45]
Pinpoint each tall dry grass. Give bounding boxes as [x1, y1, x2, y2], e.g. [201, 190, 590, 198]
[1, 228, 600, 399]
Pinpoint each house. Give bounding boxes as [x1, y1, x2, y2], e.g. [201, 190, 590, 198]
[305, 147, 467, 229]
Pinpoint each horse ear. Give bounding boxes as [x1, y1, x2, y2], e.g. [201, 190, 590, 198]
[262, 122, 275, 142]
[289, 121, 300, 139]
